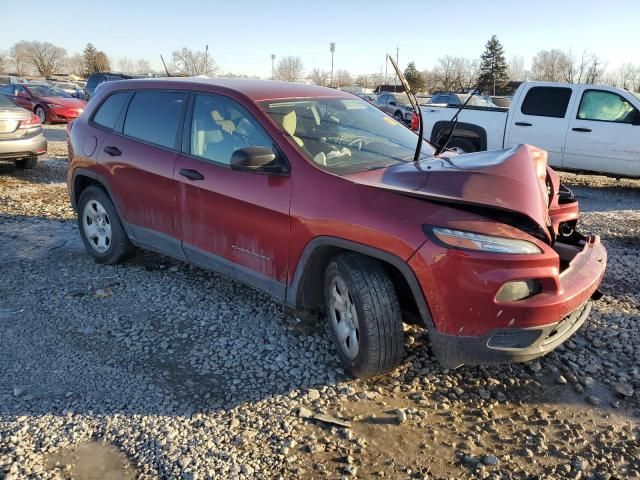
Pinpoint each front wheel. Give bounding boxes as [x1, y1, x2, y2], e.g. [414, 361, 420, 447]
[325, 253, 404, 378]
[394, 111, 404, 123]
[77, 185, 135, 264]
[35, 106, 47, 124]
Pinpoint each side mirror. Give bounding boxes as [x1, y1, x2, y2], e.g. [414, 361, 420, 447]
[17, 91, 29, 98]
[230, 146, 288, 175]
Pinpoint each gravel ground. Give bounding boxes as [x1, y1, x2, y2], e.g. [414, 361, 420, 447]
[0, 125, 639, 479]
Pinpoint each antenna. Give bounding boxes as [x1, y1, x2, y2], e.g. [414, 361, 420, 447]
[160, 55, 171, 77]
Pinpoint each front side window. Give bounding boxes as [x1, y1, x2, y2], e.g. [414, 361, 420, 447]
[123, 91, 186, 149]
[25, 85, 71, 98]
[521, 86, 572, 118]
[260, 97, 435, 174]
[577, 90, 637, 123]
[190, 94, 274, 165]
[93, 92, 129, 130]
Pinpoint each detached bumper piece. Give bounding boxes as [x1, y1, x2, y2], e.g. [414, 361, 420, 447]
[429, 300, 592, 369]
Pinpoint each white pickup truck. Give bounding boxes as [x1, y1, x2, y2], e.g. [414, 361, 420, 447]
[419, 81, 640, 178]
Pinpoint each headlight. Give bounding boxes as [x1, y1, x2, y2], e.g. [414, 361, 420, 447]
[426, 226, 542, 254]
[47, 103, 64, 108]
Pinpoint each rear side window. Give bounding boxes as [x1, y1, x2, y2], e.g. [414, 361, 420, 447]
[123, 91, 186, 149]
[521, 87, 572, 118]
[92, 92, 128, 130]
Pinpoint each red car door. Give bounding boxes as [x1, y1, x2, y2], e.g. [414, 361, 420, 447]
[99, 90, 187, 258]
[175, 93, 291, 298]
[12, 85, 33, 110]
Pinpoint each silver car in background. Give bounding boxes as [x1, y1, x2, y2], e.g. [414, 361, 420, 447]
[0, 94, 47, 169]
[374, 92, 414, 123]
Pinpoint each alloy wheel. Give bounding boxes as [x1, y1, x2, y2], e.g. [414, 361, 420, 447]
[328, 275, 360, 359]
[82, 199, 112, 253]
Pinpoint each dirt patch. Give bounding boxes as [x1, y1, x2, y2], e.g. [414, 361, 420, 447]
[44, 441, 138, 480]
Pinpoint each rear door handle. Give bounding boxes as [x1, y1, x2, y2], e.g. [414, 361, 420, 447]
[572, 127, 592, 132]
[515, 122, 532, 127]
[103, 146, 121, 156]
[179, 168, 205, 181]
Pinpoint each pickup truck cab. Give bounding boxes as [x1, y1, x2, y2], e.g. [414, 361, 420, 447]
[419, 81, 640, 178]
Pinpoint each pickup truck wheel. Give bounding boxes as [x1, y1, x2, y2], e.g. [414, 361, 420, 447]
[325, 253, 404, 378]
[447, 137, 477, 154]
[77, 185, 135, 264]
[14, 156, 38, 169]
[394, 111, 404, 122]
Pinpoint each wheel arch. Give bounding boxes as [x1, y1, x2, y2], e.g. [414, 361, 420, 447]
[286, 237, 434, 328]
[431, 120, 488, 151]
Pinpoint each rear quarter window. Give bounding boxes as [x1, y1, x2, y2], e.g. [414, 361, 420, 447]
[92, 92, 129, 130]
[521, 86, 573, 118]
[123, 91, 186, 149]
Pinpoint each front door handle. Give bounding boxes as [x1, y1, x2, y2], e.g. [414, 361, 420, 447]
[515, 122, 532, 127]
[104, 146, 121, 156]
[179, 168, 205, 181]
[572, 127, 592, 132]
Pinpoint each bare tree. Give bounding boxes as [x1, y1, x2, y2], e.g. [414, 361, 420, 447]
[275, 56, 304, 82]
[135, 59, 152, 75]
[335, 69, 352, 87]
[309, 68, 330, 86]
[9, 42, 32, 76]
[94, 52, 111, 72]
[0, 51, 5, 74]
[170, 47, 217, 76]
[66, 53, 85, 77]
[20, 41, 67, 77]
[530, 49, 567, 82]
[508, 55, 526, 81]
[118, 57, 134, 73]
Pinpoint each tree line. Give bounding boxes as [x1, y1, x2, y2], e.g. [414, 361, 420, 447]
[1, 38, 638, 94]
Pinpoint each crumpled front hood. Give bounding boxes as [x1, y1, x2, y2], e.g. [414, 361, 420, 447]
[346, 144, 552, 241]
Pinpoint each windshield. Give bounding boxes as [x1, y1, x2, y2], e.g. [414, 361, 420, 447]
[260, 97, 435, 174]
[0, 94, 16, 108]
[27, 85, 71, 98]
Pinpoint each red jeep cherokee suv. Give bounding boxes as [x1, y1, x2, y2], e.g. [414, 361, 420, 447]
[67, 78, 606, 378]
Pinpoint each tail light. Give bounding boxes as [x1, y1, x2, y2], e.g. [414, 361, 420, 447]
[411, 112, 420, 131]
[19, 113, 41, 129]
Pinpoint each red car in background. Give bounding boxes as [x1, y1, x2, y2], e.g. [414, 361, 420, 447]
[0, 83, 86, 124]
[66, 78, 606, 378]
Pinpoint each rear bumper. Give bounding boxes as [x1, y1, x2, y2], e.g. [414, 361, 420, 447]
[0, 131, 47, 160]
[429, 300, 592, 368]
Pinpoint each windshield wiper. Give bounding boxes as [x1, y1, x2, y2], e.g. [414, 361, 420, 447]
[433, 80, 485, 156]
[386, 54, 424, 165]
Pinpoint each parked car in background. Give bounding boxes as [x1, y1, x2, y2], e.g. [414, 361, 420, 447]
[356, 93, 376, 104]
[0, 76, 20, 86]
[0, 83, 87, 124]
[52, 82, 80, 96]
[491, 96, 512, 108]
[418, 81, 640, 177]
[429, 93, 500, 108]
[0, 93, 47, 169]
[67, 78, 606, 378]
[374, 92, 414, 123]
[84, 73, 140, 101]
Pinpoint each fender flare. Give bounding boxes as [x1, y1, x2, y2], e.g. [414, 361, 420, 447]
[286, 236, 434, 328]
[431, 121, 488, 151]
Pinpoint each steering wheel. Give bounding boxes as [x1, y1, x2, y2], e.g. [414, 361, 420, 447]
[348, 138, 366, 151]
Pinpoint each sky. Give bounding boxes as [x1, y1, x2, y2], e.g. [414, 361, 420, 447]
[2, 0, 639, 77]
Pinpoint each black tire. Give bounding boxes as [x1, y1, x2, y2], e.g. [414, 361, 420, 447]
[324, 253, 404, 378]
[394, 111, 404, 122]
[77, 185, 135, 264]
[14, 157, 37, 169]
[446, 137, 477, 154]
[34, 105, 47, 125]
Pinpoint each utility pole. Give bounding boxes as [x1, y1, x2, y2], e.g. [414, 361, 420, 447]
[330, 42, 335, 88]
[271, 54, 276, 80]
[384, 54, 388, 90]
[395, 46, 399, 92]
[205, 44, 209, 76]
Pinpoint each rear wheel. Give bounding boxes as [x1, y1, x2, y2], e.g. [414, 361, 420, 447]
[447, 137, 477, 154]
[14, 157, 37, 169]
[394, 111, 404, 123]
[77, 185, 135, 264]
[324, 253, 404, 378]
[35, 106, 47, 124]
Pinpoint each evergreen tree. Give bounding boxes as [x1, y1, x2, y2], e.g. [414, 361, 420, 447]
[404, 62, 426, 93]
[83, 43, 98, 74]
[478, 35, 509, 95]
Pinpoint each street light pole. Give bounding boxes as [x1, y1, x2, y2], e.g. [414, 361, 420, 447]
[330, 42, 335, 88]
[271, 54, 276, 80]
[205, 44, 209, 76]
